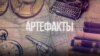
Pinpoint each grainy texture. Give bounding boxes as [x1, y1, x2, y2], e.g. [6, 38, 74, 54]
[0, 0, 100, 56]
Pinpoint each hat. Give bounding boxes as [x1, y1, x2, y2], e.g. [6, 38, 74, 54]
[0, 0, 9, 16]
[10, 0, 44, 18]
